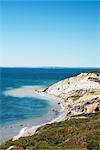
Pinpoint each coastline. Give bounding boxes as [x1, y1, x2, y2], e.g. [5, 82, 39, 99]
[1, 71, 100, 144]
[12, 102, 66, 141]
[0, 87, 66, 144]
[12, 90, 67, 141]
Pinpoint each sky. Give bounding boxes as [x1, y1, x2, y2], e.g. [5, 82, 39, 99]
[0, 0, 100, 67]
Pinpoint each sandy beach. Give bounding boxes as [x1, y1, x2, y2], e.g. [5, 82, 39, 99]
[0, 86, 66, 144]
[1, 72, 100, 144]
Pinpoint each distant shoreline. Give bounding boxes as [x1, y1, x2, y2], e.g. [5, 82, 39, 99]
[1, 67, 100, 69]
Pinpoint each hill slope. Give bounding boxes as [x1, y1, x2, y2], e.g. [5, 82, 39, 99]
[0, 112, 100, 149]
[0, 72, 100, 149]
[44, 72, 100, 116]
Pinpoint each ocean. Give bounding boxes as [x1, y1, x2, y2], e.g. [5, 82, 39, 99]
[0, 67, 100, 127]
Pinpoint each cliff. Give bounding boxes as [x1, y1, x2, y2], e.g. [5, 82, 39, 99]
[44, 72, 100, 116]
[1, 72, 100, 149]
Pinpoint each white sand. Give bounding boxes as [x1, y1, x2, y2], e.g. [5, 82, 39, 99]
[1, 86, 66, 143]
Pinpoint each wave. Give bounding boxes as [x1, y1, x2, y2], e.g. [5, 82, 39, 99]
[2, 85, 64, 142]
[12, 104, 65, 141]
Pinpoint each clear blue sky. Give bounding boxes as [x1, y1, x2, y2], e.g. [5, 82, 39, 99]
[0, 0, 100, 67]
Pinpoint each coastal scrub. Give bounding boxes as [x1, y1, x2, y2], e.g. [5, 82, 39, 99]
[1, 112, 100, 150]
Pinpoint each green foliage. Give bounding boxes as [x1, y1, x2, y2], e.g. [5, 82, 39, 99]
[0, 112, 100, 150]
[88, 77, 100, 83]
[89, 71, 100, 75]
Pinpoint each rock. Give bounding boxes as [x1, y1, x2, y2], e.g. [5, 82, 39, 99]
[43, 72, 100, 117]
[45, 72, 100, 99]
[85, 103, 100, 113]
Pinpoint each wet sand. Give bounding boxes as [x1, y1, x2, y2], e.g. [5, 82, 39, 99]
[0, 86, 66, 144]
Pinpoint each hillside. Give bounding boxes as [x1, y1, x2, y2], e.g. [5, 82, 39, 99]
[44, 72, 100, 116]
[0, 72, 100, 149]
[0, 112, 100, 149]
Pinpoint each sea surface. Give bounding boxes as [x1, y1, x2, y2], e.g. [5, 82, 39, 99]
[0, 67, 100, 127]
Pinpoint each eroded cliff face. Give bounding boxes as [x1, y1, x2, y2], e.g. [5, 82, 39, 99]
[45, 72, 100, 115]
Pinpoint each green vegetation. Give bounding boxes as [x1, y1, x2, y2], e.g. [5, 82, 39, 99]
[1, 112, 100, 149]
[89, 71, 100, 76]
[88, 77, 100, 84]
[87, 71, 100, 83]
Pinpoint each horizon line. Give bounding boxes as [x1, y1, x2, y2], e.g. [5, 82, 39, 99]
[0, 66, 100, 69]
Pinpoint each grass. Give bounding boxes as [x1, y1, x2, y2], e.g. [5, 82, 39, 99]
[87, 71, 100, 83]
[88, 77, 100, 84]
[0, 112, 100, 150]
[89, 71, 100, 76]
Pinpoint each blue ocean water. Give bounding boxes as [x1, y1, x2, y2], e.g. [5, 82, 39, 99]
[0, 67, 100, 127]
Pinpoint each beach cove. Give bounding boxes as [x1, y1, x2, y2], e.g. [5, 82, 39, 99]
[1, 68, 100, 144]
[0, 86, 66, 143]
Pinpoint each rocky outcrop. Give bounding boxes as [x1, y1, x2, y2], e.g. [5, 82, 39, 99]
[44, 72, 100, 116]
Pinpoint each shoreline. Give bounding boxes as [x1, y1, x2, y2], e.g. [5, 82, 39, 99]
[12, 90, 66, 141]
[12, 102, 66, 141]
[0, 87, 66, 144]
